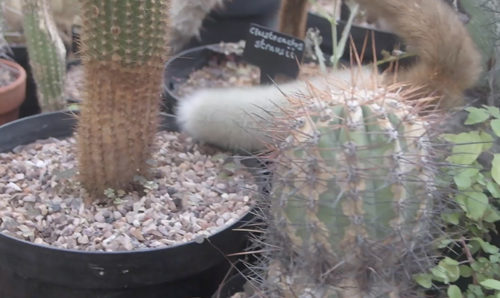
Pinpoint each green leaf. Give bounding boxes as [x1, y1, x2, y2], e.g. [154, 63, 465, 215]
[468, 284, 484, 296]
[459, 265, 473, 278]
[490, 254, 500, 263]
[462, 192, 489, 220]
[445, 132, 484, 165]
[465, 107, 490, 125]
[485, 106, 500, 119]
[454, 168, 480, 189]
[483, 207, 500, 223]
[480, 279, 500, 290]
[480, 131, 494, 151]
[492, 155, 500, 185]
[438, 239, 454, 249]
[491, 120, 500, 137]
[442, 212, 461, 225]
[472, 237, 500, 254]
[430, 257, 461, 284]
[414, 273, 433, 289]
[448, 285, 463, 298]
[487, 180, 500, 199]
[477, 172, 487, 186]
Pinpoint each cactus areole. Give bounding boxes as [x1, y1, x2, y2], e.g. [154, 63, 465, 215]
[76, 0, 170, 198]
[268, 84, 436, 296]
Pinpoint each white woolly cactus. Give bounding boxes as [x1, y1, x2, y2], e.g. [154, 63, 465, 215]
[254, 81, 441, 297]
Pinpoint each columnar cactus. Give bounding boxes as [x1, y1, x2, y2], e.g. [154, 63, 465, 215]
[76, 0, 170, 198]
[23, 0, 66, 112]
[261, 82, 439, 297]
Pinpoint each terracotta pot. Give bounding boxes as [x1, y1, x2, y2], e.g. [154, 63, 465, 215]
[0, 58, 27, 126]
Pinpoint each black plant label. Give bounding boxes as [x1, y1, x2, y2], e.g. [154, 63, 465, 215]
[243, 23, 305, 84]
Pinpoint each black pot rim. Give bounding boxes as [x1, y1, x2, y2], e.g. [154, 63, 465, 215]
[163, 43, 248, 114]
[0, 110, 255, 256]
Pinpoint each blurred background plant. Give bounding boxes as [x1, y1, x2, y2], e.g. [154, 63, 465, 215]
[456, 0, 499, 107]
[22, 0, 67, 112]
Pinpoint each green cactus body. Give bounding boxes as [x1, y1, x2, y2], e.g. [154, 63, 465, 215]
[23, 0, 66, 112]
[269, 86, 435, 296]
[76, 0, 169, 197]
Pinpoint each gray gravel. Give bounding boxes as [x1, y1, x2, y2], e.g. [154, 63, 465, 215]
[0, 131, 257, 251]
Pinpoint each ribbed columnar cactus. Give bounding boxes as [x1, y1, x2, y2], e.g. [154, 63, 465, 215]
[76, 0, 169, 198]
[0, 0, 9, 54]
[263, 83, 438, 297]
[22, 0, 66, 112]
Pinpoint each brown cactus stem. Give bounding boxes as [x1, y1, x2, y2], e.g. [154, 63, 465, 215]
[76, 0, 170, 199]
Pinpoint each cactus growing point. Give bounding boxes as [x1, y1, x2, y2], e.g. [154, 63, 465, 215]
[76, 0, 170, 198]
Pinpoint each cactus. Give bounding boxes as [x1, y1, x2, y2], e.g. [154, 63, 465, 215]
[257, 82, 440, 297]
[22, 0, 66, 112]
[76, 0, 170, 198]
[0, 0, 11, 57]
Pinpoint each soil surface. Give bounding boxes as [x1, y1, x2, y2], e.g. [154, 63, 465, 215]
[0, 131, 257, 251]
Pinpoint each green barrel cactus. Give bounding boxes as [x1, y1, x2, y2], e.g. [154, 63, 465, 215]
[76, 0, 170, 198]
[23, 0, 66, 112]
[263, 84, 438, 297]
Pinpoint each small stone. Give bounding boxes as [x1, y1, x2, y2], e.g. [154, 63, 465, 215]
[113, 211, 122, 219]
[216, 218, 225, 226]
[13, 173, 25, 181]
[77, 235, 89, 244]
[130, 229, 145, 242]
[6, 182, 22, 192]
[94, 212, 106, 223]
[38, 204, 48, 216]
[34, 238, 46, 245]
[48, 203, 61, 212]
[23, 195, 36, 203]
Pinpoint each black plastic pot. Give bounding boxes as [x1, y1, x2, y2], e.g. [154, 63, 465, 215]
[306, 12, 403, 63]
[176, 0, 281, 54]
[163, 44, 248, 115]
[0, 111, 256, 298]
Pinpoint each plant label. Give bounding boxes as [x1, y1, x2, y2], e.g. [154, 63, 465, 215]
[243, 23, 305, 84]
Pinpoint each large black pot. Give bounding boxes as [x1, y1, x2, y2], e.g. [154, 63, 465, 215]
[163, 44, 238, 114]
[0, 111, 256, 298]
[177, 0, 281, 54]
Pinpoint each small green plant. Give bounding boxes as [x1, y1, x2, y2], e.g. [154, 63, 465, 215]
[415, 106, 500, 297]
[307, 0, 359, 69]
